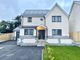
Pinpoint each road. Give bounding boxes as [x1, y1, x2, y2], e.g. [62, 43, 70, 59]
[0, 40, 43, 60]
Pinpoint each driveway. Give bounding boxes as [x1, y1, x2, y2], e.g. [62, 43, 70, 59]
[0, 40, 43, 60]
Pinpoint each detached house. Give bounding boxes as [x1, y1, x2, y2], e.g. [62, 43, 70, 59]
[14, 1, 80, 46]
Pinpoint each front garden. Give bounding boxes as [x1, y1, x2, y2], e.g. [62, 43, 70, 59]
[43, 45, 80, 60]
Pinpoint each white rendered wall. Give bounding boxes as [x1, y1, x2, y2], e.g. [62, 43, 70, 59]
[69, 2, 80, 32]
[21, 17, 44, 26]
[46, 5, 69, 37]
[20, 29, 24, 36]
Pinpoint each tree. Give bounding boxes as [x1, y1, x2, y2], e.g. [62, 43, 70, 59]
[0, 20, 14, 33]
[0, 21, 7, 33]
[0, 15, 21, 33]
[14, 15, 21, 27]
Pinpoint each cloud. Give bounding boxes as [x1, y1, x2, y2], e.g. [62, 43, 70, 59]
[0, 0, 18, 20]
[57, 0, 73, 13]
[0, 0, 74, 20]
[18, 0, 73, 13]
[0, 0, 18, 11]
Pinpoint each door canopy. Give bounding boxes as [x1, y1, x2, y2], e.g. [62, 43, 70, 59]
[36, 26, 46, 30]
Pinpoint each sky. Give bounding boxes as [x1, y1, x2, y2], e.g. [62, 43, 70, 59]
[0, 0, 78, 21]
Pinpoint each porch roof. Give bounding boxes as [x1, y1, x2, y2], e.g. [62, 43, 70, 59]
[36, 26, 46, 30]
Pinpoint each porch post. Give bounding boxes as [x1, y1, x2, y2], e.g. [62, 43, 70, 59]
[36, 29, 38, 40]
[45, 29, 48, 40]
[36, 29, 37, 40]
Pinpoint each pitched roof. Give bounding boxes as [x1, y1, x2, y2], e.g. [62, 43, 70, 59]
[21, 3, 68, 17]
[74, 1, 80, 4]
[46, 3, 68, 17]
[22, 10, 49, 17]
[69, 1, 80, 17]
[13, 27, 20, 31]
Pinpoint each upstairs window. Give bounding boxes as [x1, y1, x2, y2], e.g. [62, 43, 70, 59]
[52, 16, 61, 22]
[28, 17, 32, 22]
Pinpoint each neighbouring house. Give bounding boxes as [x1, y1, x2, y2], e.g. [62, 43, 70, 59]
[69, 1, 80, 42]
[13, 1, 80, 46]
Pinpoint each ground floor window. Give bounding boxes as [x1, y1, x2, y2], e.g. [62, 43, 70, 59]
[16, 31, 20, 40]
[24, 29, 34, 35]
[52, 29, 62, 36]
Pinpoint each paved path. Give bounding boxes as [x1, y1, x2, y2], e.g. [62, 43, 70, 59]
[0, 40, 43, 60]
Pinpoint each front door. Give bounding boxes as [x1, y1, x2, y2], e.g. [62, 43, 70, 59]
[16, 31, 20, 40]
[38, 30, 45, 40]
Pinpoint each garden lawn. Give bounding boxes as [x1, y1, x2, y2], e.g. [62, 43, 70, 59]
[43, 45, 80, 60]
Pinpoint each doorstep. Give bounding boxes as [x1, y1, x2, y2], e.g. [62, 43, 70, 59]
[37, 40, 46, 46]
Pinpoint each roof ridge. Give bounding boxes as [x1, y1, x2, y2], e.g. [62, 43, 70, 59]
[45, 3, 68, 17]
[73, 1, 80, 4]
[25, 9, 50, 11]
[22, 9, 49, 17]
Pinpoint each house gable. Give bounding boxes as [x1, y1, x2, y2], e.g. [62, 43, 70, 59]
[46, 3, 69, 37]
[69, 1, 80, 17]
[69, 1, 80, 32]
[45, 3, 68, 18]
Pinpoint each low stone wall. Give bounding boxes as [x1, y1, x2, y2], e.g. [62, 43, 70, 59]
[0, 33, 13, 42]
[70, 32, 80, 42]
[46, 38, 73, 45]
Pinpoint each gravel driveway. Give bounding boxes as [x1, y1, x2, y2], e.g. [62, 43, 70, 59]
[0, 40, 43, 60]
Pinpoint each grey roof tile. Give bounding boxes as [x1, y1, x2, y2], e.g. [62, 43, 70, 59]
[22, 10, 49, 17]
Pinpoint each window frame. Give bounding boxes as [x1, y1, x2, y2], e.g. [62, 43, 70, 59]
[24, 28, 34, 35]
[28, 17, 32, 22]
[52, 16, 61, 22]
[52, 29, 62, 36]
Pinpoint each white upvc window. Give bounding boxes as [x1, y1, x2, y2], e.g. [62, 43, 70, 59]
[52, 16, 61, 22]
[52, 29, 62, 36]
[24, 29, 34, 35]
[28, 17, 32, 22]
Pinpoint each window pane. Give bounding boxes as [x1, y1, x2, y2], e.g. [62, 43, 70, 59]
[52, 29, 56, 35]
[29, 29, 34, 35]
[58, 29, 62, 35]
[52, 16, 61, 22]
[24, 29, 28, 35]
[28, 17, 32, 22]
[52, 16, 55, 22]
[52, 29, 62, 36]
[55, 16, 58, 22]
[58, 16, 61, 22]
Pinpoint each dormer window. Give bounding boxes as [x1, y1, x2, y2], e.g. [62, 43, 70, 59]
[28, 17, 32, 22]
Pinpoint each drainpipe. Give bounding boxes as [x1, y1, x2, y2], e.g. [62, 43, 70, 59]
[43, 16, 46, 26]
[43, 16, 47, 40]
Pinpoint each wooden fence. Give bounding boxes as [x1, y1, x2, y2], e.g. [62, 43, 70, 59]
[70, 32, 80, 42]
[0, 33, 13, 42]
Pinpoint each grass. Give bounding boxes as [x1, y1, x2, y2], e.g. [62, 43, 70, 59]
[43, 45, 80, 60]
